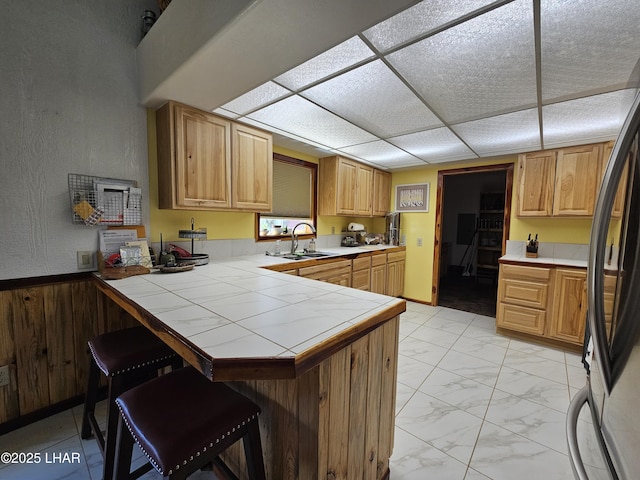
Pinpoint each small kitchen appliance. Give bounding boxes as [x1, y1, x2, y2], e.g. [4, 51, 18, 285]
[385, 212, 401, 245]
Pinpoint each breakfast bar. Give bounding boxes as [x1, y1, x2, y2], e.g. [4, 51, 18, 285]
[93, 252, 406, 480]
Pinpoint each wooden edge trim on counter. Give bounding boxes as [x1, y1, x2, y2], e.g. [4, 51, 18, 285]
[498, 258, 586, 270]
[294, 300, 406, 377]
[262, 246, 405, 272]
[0, 271, 93, 291]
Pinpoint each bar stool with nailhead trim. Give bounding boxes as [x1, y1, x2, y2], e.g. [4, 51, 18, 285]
[113, 366, 266, 480]
[80, 326, 183, 480]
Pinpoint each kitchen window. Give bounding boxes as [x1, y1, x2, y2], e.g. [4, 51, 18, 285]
[257, 153, 317, 241]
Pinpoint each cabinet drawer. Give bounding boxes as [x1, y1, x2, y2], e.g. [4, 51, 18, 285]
[387, 250, 406, 263]
[497, 303, 546, 335]
[353, 256, 371, 271]
[499, 278, 548, 309]
[500, 264, 551, 282]
[371, 253, 387, 267]
[299, 259, 352, 278]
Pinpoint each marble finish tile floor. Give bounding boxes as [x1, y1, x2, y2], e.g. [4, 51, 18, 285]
[0, 301, 594, 479]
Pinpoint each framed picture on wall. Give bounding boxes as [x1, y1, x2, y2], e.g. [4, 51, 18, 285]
[395, 183, 429, 212]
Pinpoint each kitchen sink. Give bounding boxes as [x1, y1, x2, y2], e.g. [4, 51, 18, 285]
[281, 252, 332, 260]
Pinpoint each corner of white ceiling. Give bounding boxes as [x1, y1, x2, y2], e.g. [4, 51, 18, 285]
[136, 0, 421, 110]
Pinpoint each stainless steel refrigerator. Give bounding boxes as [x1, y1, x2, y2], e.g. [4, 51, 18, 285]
[567, 91, 640, 480]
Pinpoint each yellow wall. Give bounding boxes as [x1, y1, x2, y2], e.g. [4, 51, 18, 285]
[146, 110, 380, 242]
[147, 109, 596, 305]
[391, 156, 596, 304]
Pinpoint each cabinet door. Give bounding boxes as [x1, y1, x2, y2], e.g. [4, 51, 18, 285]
[517, 151, 556, 216]
[336, 158, 357, 215]
[372, 169, 391, 216]
[386, 252, 405, 297]
[549, 269, 587, 345]
[174, 105, 232, 209]
[231, 123, 273, 211]
[371, 263, 386, 294]
[356, 164, 373, 216]
[553, 144, 602, 216]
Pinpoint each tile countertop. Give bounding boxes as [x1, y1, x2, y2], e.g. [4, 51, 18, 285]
[499, 240, 589, 269]
[94, 245, 406, 379]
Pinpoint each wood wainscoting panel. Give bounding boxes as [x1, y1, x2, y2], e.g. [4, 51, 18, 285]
[220, 316, 400, 480]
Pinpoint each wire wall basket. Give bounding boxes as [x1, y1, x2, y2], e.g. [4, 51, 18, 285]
[68, 173, 142, 226]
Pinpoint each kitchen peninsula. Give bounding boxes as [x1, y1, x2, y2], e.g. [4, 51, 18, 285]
[93, 249, 406, 480]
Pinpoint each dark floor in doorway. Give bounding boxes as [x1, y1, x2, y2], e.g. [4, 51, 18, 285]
[438, 275, 497, 318]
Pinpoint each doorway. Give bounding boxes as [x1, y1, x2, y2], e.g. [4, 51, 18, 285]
[432, 163, 514, 317]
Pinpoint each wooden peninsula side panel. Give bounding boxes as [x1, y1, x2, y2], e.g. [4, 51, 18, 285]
[221, 316, 400, 480]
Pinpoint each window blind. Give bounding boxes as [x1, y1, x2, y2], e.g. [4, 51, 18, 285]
[271, 160, 312, 218]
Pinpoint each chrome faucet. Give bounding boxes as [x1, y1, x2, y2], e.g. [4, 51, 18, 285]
[291, 222, 316, 254]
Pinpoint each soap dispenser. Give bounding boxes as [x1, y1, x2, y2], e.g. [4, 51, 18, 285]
[308, 238, 316, 252]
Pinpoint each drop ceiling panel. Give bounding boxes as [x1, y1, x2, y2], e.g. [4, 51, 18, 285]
[247, 95, 377, 149]
[388, 127, 477, 163]
[542, 90, 638, 148]
[219, 82, 291, 115]
[386, 0, 537, 124]
[337, 140, 424, 168]
[363, 0, 503, 52]
[274, 36, 375, 91]
[540, 0, 640, 102]
[451, 108, 541, 156]
[301, 60, 443, 137]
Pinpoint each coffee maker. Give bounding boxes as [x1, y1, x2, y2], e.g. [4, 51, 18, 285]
[385, 212, 401, 245]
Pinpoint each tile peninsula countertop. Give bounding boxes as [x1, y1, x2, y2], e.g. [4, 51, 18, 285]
[93, 247, 406, 381]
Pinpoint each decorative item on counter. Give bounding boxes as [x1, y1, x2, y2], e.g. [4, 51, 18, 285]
[177, 217, 209, 265]
[157, 233, 175, 266]
[526, 233, 539, 258]
[141, 9, 156, 36]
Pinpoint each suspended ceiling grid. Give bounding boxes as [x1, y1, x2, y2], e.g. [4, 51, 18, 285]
[151, 0, 640, 170]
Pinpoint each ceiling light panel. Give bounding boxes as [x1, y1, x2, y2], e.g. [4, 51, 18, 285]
[301, 60, 442, 138]
[388, 127, 477, 163]
[247, 95, 377, 149]
[451, 108, 541, 156]
[337, 140, 424, 168]
[273, 36, 375, 91]
[218, 81, 290, 115]
[387, 0, 536, 124]
[540, 0, 640, 102]
[542, 89, 638, 148]
[363, 0, 503, 52]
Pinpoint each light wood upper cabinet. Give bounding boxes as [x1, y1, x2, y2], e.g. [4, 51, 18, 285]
[319, 156, 388, 217]
[517, 142, 607, 217]
[373, 169, 391, 216]
[156, 101, 272, 212]
[157, 102, 232, 209]
[517, 150, 556, 216]
[553, 144, 601, 216]
[231, 123, 273, 211]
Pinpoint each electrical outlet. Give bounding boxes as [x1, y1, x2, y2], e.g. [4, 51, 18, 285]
[0, 365, 9, 387]
[331, 226, 335, 235]
[417, 237, 423, 247]
[77, 251, 95, 270]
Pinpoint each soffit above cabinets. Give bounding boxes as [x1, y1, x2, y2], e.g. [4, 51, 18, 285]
[142, 0, 640, 170]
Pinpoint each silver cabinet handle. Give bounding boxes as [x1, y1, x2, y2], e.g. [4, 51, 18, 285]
[566, 386, 590, 480]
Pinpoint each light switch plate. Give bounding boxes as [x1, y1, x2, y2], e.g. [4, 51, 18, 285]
[77, 251, 95, 270]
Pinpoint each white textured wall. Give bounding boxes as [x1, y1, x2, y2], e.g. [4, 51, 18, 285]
[0, 1, 157, 280]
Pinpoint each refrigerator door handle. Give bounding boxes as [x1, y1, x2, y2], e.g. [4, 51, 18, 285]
[567, 386, 591, 480]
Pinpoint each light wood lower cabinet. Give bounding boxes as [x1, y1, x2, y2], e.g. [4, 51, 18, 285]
[386, 251, 405, 297]
[370, 253, 387, 294]
[352, 255, 371, 291]
[299, 259, 352, 287]
[549, 268, 587, 344]
[497, 263, 587, 347]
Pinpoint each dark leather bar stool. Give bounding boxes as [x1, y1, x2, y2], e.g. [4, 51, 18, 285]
[113, 366, 266, 480]
[80, 326, 182, 480]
